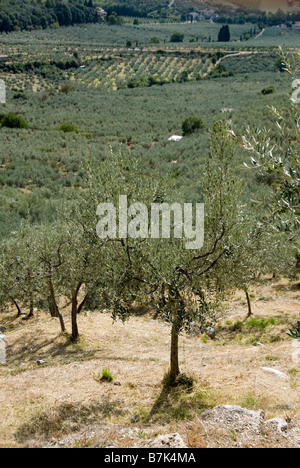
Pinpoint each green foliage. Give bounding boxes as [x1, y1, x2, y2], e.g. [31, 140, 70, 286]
[182, 116, 204, 136]
[232, 320, 243, 331]
[163, 371, 194, 389]
[287, 321, 300, 339]
[0, 0, 99, 33]
[0, 113, 29, 129]
[57, 123, 79, 133]
[100, 368, 114, 382]
[150, 36, 160, 44]
[243, 51, 300, 231]
[170, 32, 184, 43]
[246, 317, 277, 329]
[13, 91, 28, 100]
[59, 83, 73, 94]
[218, 25, 230, 42]
[107, 14, 124, 25]
[0, 19, 298, 378]
[261, 87, 275, 95]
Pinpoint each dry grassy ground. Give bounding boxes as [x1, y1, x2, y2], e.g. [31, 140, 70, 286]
[0, 278, 299, 448]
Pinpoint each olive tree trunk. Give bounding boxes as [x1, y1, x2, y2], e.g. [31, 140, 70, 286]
[169, 303, 180, 384]
[48, 277, 65, 333]
[71, 283, 88, 341]
[245, 290, 253, 320]
[13, 300, 22, 317]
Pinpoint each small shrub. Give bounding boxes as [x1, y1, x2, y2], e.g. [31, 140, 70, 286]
[13, 91, 28, 100]
[150, 36, 160, 44]
[170, 32, 184, 43]
[262, 87, 275, 95]
[57, 123, 79, 133]
[1, 113, 29, 129]
[182, 116, 204, 136]
[232, 320, 243, 331]
[59, 83, 73, 94]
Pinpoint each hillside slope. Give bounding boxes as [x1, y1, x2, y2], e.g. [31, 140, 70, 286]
[0, 279, 299, 448]
[0, 0, 99, 33]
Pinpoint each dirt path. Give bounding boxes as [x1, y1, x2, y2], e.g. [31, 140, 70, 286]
[254, 28, 266, 40]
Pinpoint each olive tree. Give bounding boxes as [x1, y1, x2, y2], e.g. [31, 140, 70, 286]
[242, 49, 300, 230]
[0, 226, 44, 318]
[89, 121, 253, 384]
[242, 50, 299, 280]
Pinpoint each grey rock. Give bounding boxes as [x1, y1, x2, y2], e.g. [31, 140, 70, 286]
[0, 340, 6, 364]
[261, 367, 290, 381]
[201, 405, 265, 435]
[206, 327, 216, 339]
[37, 360, 47, 366]
[253, 342, 264, 347]
[0, 326, 6, 333]
[150, 433, 187, 448]
[265, 418, 288, 433]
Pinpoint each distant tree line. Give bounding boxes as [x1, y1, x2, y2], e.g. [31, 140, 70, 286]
[0, 59, 79, 74]
[101, 0, 164, 19]
[216, 8, 300, 27]
[81, 1, 300, 26]
[0, 0, 99, 33]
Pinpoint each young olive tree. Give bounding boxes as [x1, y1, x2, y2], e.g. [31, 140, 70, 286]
[242, 50, 300, 230]
[25, 219, 108, 341]
[58, 200, 111, 342]
[242, 50, 299, 279]
[0, 227, 44, 318]
[90, 122, 252, 384]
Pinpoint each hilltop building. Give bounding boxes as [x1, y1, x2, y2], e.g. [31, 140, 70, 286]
[96, 7, 107, 21]
[187, 9, 218, 22]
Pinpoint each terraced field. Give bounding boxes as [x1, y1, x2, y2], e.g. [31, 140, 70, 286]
[70, 51, 214, 91]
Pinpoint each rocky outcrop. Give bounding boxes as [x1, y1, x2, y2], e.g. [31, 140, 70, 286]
[199, 405, 300, 448]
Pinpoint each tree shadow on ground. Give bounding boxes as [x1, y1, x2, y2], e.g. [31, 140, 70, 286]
[145, 375, 212, 425]
[6, 331, 97, 367]
[272, 281, 300, 292]
[15, 396, 125, 444]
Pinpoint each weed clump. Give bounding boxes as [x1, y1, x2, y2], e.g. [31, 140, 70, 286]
[100, 368, 114, 382]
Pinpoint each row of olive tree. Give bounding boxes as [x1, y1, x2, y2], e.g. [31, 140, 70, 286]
[0, 117, 298, 384]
